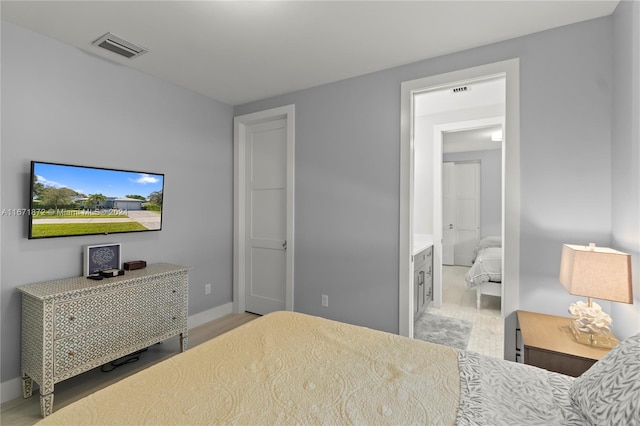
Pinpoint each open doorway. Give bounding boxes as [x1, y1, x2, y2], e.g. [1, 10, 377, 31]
[414, 81, 505, 358]
[430, 115, 505, 312]
[399, 59, 520, 361]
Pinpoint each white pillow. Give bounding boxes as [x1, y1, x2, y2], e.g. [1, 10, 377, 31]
[570, 332, 640, 426]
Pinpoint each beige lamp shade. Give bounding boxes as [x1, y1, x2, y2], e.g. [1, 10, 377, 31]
[559, 244, 633, 303]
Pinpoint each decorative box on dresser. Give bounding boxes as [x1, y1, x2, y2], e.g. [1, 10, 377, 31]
[18, 263, 190, 417]
[517, 310, 616, 377]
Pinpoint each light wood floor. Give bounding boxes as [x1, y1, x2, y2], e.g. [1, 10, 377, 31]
[0, 312, 259, 426]
[422, 265, 504, 358]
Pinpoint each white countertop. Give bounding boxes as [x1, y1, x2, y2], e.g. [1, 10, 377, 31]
[413, 234, 434, 255]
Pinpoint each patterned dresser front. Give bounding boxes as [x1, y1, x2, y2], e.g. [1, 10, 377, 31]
[18, 263, 190, 417]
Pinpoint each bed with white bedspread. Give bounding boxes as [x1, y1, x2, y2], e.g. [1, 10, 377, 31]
[37, 311, 640, 426]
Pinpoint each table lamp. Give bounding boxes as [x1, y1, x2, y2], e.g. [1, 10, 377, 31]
[559, 243, 633, 348]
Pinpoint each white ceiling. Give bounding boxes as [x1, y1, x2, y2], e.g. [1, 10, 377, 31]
[1, 1, 619, 106]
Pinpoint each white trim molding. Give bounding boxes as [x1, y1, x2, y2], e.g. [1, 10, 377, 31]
[233, 104, 295, 314]
[400, 59, 520, 361]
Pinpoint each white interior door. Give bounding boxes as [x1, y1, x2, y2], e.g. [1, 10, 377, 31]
[245, 119, 287, 314]
[442, 162, 455, 265]
[234, 105, 295, 316]
[454, 162, 480, 266]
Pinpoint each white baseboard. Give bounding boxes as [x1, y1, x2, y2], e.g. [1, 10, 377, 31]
[187, 302, 233, 329]
[1, 302, 235, 404]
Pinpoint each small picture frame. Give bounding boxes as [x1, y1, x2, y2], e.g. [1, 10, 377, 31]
[84, 243, 122, 276]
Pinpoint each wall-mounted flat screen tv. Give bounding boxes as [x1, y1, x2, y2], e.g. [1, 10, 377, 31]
[28, 161, 164, 239]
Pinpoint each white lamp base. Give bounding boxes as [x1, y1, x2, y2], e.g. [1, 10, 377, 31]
[568, 299, 618, 348]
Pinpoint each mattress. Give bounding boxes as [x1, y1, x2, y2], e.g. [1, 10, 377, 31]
[465, 247, 502, 288]
[37, 311, 587, 425]
[471, 236, 501, 262]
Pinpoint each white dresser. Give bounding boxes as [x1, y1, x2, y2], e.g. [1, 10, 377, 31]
[18, 263, 189, 417]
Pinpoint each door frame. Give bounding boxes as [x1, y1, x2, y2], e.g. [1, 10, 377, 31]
[400, 59, 520, 360]
[233, 104, 295, 314]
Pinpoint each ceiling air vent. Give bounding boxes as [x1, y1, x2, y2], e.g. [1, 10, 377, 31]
[451, 86, 470, 94]
[92, 32, 148, 59]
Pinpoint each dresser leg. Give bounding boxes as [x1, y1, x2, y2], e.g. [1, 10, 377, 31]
[21, 374, 33, 398]
[40, 392, 54, 417]
[180, 332, 188, 352]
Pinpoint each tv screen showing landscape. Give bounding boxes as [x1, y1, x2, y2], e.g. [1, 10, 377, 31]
[29, 161, 164, 239]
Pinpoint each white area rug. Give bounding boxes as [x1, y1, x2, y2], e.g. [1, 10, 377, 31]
[414, 312, 472, 350]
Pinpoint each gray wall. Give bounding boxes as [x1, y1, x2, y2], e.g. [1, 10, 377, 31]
[515, 16, 615, 318]
[235, 14, 639, 337]
[610, 0, 640, 338]
[237, 73, 401, 331]
[443, 149, 502, 238]
[1, 22, 234, 383]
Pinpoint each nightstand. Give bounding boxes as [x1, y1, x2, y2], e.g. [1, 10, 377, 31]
[516, 310, 617, 377]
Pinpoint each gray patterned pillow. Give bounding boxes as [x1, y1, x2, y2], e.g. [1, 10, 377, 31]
[570, 332, 640, 426]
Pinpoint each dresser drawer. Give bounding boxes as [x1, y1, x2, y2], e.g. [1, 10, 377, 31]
[414, 246, 432, 270]
[424, 265, 433, 303]
[54, 304, 183, 378]
[54, 278, 183, 339]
